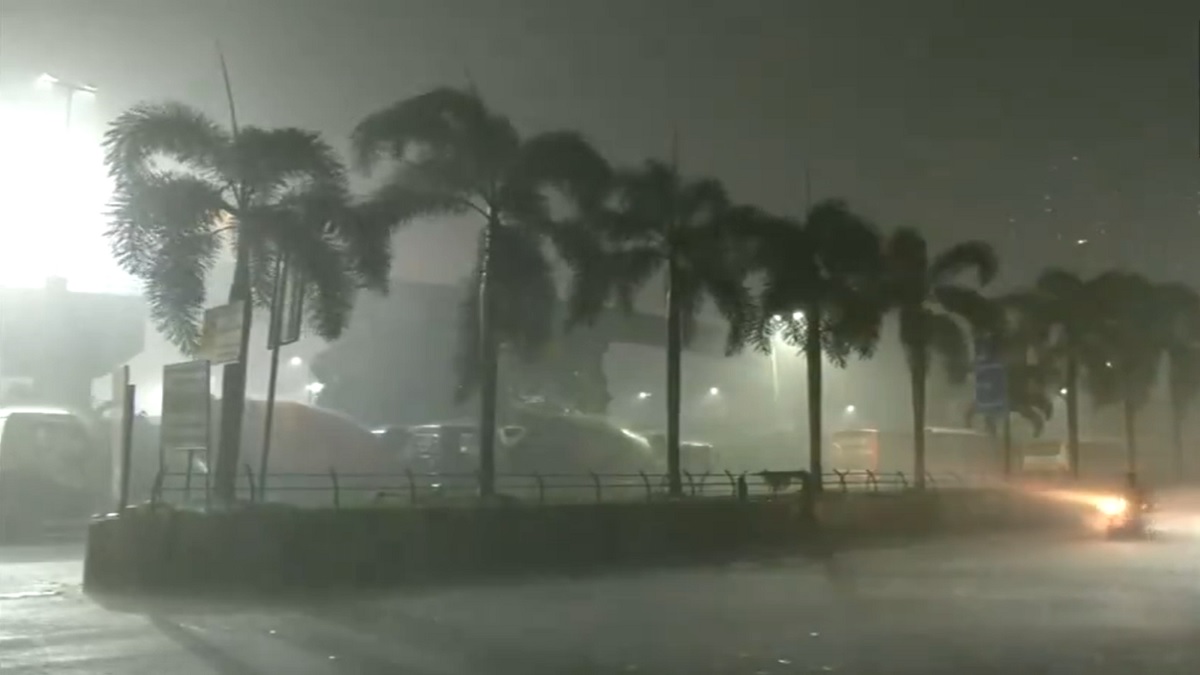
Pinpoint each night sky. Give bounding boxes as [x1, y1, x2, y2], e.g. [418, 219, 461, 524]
[1, 0, 1196, 294]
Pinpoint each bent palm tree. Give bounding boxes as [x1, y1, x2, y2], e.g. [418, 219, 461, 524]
[1155, 283, 1200, 475]
[352, 87, 611, 497]
[1083, 271, 1163, 473]
[750, 200, 884, 488]
[884, 228, 998, 489]
[569, 161, 756, 496]
[1030, 269, 1102, 477]
[105, 102, 389, 503]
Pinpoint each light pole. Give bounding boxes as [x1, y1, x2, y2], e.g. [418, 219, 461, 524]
[36, 72, 97, 129]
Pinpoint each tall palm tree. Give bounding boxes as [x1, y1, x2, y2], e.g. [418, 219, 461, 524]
[749, 200, 885, 488]
[1083, 271, 1163, 473]
[1155, 283, 1200, 475]
[883, 228, 998, 489]
[351, 87, 612, 497]
[1027, 269, 1104, 477]
[105, 102, 390, 503]
[568, 161, 756, 496]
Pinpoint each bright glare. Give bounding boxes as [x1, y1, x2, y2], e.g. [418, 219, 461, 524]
[35, 73, 59, 89]
[845, 404, 856, 414]
[792, 311, 804, 320]
[289, 356, 303, 367]
[0, 94, 135, 292]
[1059, 387, 1068, 396]
[636, 391, 651, 400]
[1096, 496, 1128, 517]
[305, 381, 326, 394]
[708, 386, 720, 396]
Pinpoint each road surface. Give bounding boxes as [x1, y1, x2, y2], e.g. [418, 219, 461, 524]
[3, 517, 1200, 673]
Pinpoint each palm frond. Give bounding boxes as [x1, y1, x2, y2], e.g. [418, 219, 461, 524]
[509, 131, 612, 211]
[930, 240, 998, 287]
[233, 126, 346, 202]
[1035, 268, 1085, 298]
[106, 173, 228, 278]
[926, 312, 971, 383]
[883, 227, 929, 306]
[104, 102, 229, 185]
[140, 221, 221, 353]
[934, 286, 1000, 333]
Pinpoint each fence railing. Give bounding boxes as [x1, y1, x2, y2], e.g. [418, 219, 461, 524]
[149, 466, 996, 509]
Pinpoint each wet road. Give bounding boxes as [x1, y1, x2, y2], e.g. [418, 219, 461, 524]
[3, 521, 1200, 673]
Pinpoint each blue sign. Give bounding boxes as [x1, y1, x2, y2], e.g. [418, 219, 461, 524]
[973, 337, 1007, 414]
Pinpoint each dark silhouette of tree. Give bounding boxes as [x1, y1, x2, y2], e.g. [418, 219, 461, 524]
[965, 293, 1056, 473]
[1026, 269, 1108, 477]
[883, 228, 998, 489]
[351, 87, 611, 497]
[566, 160, 756, 496]
[1154, 283, 1200, 475]
[1082, 271, 1162, 473]
[104, 102, 390, 503]
[747, 200, 885, 488]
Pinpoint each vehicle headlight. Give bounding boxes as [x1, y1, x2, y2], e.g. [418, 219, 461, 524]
[1097, 496, 1128, 516]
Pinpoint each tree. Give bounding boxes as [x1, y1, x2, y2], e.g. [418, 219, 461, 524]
[351, 87, 612, 497]
[883, 228, 998, 489]
[974, 292, 1057, 474]
[748, 199, 884, 488]
[568, 161, 756, 496]
[1154, 283, 1200, 475]
[1082, 271, 1162, 473]
[1028, 269, 1101, 477]
[105, 102, 390, 503]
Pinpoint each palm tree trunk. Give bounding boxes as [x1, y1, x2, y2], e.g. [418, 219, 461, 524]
[213, 244, 255, 505]
[665, 253, 683, 498]
[477, 215, 500, 498]
[1123, 389, 1137, 475]
[1066, 354, 1080, 478]
[1171, 398, 1185, 478]
[804, 304, 823, 492]
[910, 346, 928, 490]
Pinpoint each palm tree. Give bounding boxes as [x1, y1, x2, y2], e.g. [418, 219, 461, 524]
[1027, 269, 1105, 477]
[883, 228, 998, 489]
[568, 161, 757, 496]
[1083, 271, 1163, 473]
[1155, 283, 1200, 475]
[749, 200, 885, 488]
[105, 102, 390, 503]
[351, 87, 612, 497]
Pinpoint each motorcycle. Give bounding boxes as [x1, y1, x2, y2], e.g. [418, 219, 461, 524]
[1097, 495, 1152, 539]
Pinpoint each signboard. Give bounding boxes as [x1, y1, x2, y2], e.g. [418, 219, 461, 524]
[973, 336, 1008, 415]
[160, 361, 211, 454]
[110, 365, 130, 504]
[269, 259, 305, 349]
[199, 302, 244, 364]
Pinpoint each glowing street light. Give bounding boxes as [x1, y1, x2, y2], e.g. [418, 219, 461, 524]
[1059, 387, 1068, 396]
[637, 391, 651, 400]
[844, 404, 856, 414]
[289, 356, 303, 367]
[304, 381, 325, 404]
[708, 386, 720, 396]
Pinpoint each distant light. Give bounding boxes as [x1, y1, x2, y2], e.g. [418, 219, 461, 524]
[637, 391, 651, 400]
[709, 387, 720, 396]
[305, 381, 325, 394]
[1105, 361, 1113, 368]
[1076, 239, 1088, 245]
[289, 356, 303, 367]
[844, 404, 856, 414]
[792, 311, 804, 320]
[35, 73, 58, 89]
[1060, 387, 1068, 396]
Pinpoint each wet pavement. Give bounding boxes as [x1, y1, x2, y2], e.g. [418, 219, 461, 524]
[3, 516, 1200, 673]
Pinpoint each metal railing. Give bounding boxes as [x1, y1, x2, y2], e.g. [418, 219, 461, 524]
[149, 466, 995, 509]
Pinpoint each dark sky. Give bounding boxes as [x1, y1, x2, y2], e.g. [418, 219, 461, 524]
[2, 0, 1197, 292]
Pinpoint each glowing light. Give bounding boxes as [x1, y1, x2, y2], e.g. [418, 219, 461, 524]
[1096, 496, 1128, 517]
[35, 73, 59, 89]
[304, 382, 325, 395]
[1060, 387, 1068, 396]
[636, 391, 651, 400]
[708, 386, 720, 396]
[792, 311, 804, 320]
[844, 404, 856, 414]
[289, 356, 303, 367]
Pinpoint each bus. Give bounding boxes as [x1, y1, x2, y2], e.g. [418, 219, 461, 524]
[0, 407, 103, 535]
[829, 427, 1000, 478]
[1019, 437, 1127, 478]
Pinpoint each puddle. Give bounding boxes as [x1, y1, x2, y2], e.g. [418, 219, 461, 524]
[0, 589, 63, 600]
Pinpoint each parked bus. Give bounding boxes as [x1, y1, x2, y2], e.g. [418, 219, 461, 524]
[829, 427, 1000, 477]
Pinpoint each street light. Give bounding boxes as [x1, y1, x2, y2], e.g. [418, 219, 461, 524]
[289, 356, 303, 367]
[304, 381, 325, 404]
[36, 72, 97, 128]
[844, 404, 856, 415]
[709, 386, 720, 396]
[637, 391, 651, 400]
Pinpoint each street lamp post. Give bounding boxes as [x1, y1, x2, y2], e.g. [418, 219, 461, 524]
[36, 73, 97, 129]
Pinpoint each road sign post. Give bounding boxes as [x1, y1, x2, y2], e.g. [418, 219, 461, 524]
[973, 336, 1008, 415]
[199, 303, 245, 365]
[260, 254, 305, 500]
